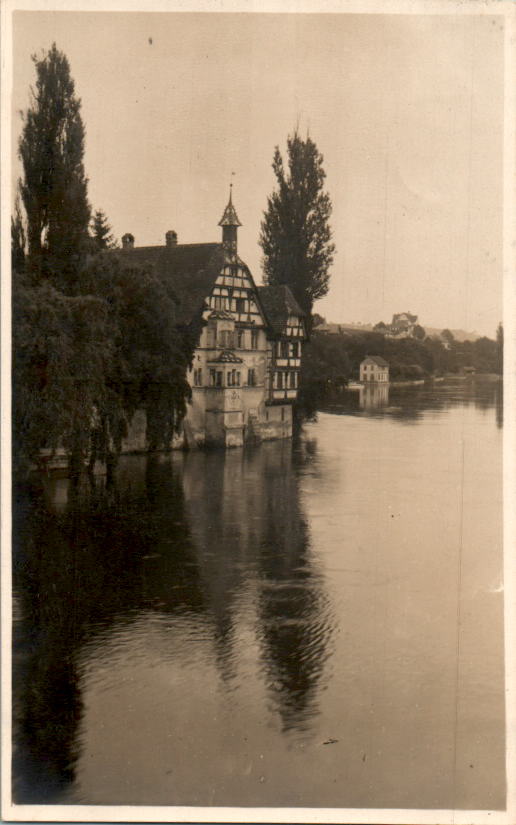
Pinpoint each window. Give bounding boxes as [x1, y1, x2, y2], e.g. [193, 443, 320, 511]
[209, 369, 216, 386]
[292, 342, 299, 358]
[251, 329, 259, 349]
[219, 329, 234, 348]
[193, 368, 203, 386]
[227, 369, 241, 387]
[289, 372, 296, 388]
[237, 329, 244, 348]
[277, 372, 283, 389]
[216, 371, 223, 387]
[280, 341, 289, 358]
[235, 298, 246, 313]
[248, 368, 256, 386]
[215, 294, 229, 310]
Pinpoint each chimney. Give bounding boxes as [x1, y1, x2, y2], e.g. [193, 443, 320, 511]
[166, 230, 178, 248]
[122, 233, 134, 251]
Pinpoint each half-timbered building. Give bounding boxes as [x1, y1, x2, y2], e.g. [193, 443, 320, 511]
[120, 190, 306, 449]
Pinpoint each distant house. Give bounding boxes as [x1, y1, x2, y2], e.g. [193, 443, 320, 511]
[385, 312, 418, 339]
[360, 356, 389, 383]
[314, 320, 373, 336]
[313, 321, 342, 335]
[119, 189, 306, 449]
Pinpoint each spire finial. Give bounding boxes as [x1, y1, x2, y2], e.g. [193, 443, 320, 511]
[218, 175, 242, 228]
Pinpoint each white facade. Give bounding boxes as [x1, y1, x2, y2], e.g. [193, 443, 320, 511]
[359, 357, 390, 383]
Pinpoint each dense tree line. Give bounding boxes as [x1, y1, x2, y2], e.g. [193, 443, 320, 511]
[12, 45, 196, 480]
[297, 328, 502, 415]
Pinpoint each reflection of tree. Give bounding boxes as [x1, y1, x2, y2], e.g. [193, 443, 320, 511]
[13, 442, 335, 802]
[495, 381, 503, 429]
[255, 445, 332, 733]
[13, 487, 83, 802]
[180, 442, 334, 733]
[323, 379, 502, 426]
[12, 458, 205, 802]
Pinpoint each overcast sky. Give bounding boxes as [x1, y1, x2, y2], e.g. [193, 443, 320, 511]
[12, 11, 504, 336]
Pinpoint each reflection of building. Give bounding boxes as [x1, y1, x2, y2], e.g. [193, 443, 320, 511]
[120, 189, 306, 449]
[359, 355, 389, 383]
[359, 382, 390, 410]
[180, 443, 333, 731]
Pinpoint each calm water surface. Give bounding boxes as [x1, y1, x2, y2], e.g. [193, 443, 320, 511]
[12, 379, 505, 809]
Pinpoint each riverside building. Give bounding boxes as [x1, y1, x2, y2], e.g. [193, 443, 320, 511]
[120, 190, 306, 449]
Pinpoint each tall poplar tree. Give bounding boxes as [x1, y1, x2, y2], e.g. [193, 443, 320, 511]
[259, 131, 335, 321]
[13, 44, 197, 480]
[18, 43, 90, 291]
[13, 44, 105, 478]
[496, 323, 503, 375]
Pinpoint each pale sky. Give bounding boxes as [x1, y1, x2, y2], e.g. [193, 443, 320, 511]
[12, 11, 504, 336]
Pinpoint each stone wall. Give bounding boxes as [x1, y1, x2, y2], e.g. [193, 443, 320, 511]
[121, 398, 293, 453]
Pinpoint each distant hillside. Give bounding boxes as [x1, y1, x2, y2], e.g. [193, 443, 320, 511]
[319, 321, 480, 342]
[315, 321, 373, 334]
[425, 327, 480, 343]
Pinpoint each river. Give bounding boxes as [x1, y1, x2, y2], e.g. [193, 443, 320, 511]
[12, 378, 505, 810]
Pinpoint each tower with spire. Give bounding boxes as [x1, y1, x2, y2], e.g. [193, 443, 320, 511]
[218, 184, 242, 257]
[116, 180, 306, 450]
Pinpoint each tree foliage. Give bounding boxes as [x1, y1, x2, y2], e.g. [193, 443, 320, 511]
[12, 273, 110, 477]
[18, 43, 90, 291]
[297, 328, 502, 418]
[11, 198, 26, 273]
[496, 323, 503, 375]
[90, 209, 116, 251]
[259, 131, 335, 320]
[13, 44, 197, 480]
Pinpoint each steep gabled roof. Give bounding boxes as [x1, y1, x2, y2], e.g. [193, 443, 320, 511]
[362, 355, 389, 367]
[257, 285, 305, 336]
[117, 243, 225, 325]
[392, 312, 418, 324]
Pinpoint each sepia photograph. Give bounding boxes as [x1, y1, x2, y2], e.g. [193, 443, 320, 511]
[1, 1, 514, 823]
